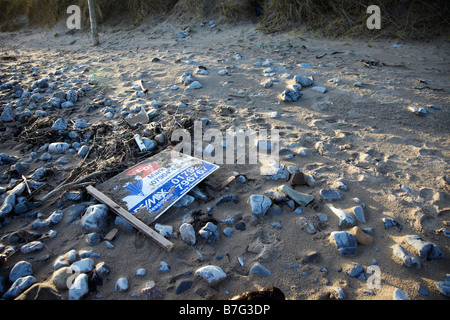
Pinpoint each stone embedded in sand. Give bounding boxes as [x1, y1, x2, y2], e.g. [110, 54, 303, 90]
[3, 275, 36, 300]
[312, 86, 327, 93]
[249, 262, 272, 277]
[20, 241, 43, 254]
[48, 142, 70, 154]
[188, 81, 203, 89]
[290, 171, 306, 186]
[81, 204, 110, 233]
[349, 226, 372, 245]
[0, 194, 16, 218]
[403, 235, 444, 261]
[280, 89, 302, 102]
[392, 244, 420, 268]
[435, 275, 450, 297]
[115, 277, 129, 292]
[249, 194, 272, 215]
[294, 75, 313, 87]
[328, 205, 354, 228]
[181, 72, 195, 85]
[330, 231, 357, 256]
[142, 281, 164, 300]
[199, 222, 219, 243]
[10, 261, 33, 283]
[392, 288, 409, 300]
[279, 185, 314, 206]
[51, 118, 68, 130]
[351, 206, 366, 223]
[296, 216, 316, 235]
[68, 274, 88, 300]
[382, 217, 402, 232]
[66, 89, 78, 103]
[320, 189, 342, 201]
[196, 265, 227, 285]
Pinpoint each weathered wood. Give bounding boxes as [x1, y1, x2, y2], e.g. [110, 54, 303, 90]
[87, 0, 99, 46]
[86, 185, 174, 252]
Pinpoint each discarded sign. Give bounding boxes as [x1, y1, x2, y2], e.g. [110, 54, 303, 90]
[94, 149, 219, 224]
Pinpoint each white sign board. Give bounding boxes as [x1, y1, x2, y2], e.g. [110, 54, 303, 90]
[96, 150, 219, 222]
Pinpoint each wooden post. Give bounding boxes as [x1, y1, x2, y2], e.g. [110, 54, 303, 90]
[87, 0, 99, 46]
[86, 186, 174, 252]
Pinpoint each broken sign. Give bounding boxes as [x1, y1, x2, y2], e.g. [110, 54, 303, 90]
[96, 149, 219, 223]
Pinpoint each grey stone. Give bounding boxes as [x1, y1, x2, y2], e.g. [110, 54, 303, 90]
[154, 223, 174, 238]
[199, 222, 219, 243]
[10, 261, 33, 283]
[142, 138, 157, 151]
[312, 86, 327, 94]
[280, 185, 314, 206]
[21, 241, 43, 254]
[0, 104, 15, 122]
[249, 262, 271, 276]
[294, 75, 313, 87]
[392, 244, 420, 268]
[77, 145, 89, 157]
[249, 194, 272, 215]
[188, 81, 203, 89]
[159, 261, 170, 272]
[403, 235, 443, 261]
[73, 119, 90, 130]
[173, 194, 195, 207]
[141, 281, 164, 300]
[330, 231, 357, 255]
[48, 142, 70, 154]
[435, 278, 450, 297]
[0, 194, 16, 218]
[176, 280, 193, 294]
[280, 89, 302, 102]
[64, 203, 87, 225]
[392, 288, 409, 300]
[383, 218, 402, 232]
[71, 258, 95, 273]
[296, 216, 316, 234]
[181, 72, 195, 85]
[69, 274, 89, 300]
[66, 90, 78, 103]
[81, 204, 110, 232]
[347, 264, 364, 277]
[61, 101, 74, 108]
[14, 162, 29, 175]
[2, 276, 36, 300]
[195, 265, 226, 285]
[51, 118, 68, 130]
[115, 278, 129, 292]
[320, 189, 342, 201]
[327, 205, 354, 228]
[352, 206, 366, 223]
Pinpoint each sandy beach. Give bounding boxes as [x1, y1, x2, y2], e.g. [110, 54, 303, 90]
[0, 17, 449, 301]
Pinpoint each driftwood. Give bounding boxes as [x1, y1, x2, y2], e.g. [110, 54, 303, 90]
[86, 186, 174, 252]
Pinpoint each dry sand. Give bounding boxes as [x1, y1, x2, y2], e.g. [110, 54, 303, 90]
[0, 19, 449, 301]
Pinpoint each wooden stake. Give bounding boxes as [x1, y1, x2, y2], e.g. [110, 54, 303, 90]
[86, 186, 174, 252]
[87, 0, 99, 46]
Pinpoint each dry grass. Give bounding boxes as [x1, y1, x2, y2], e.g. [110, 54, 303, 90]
[0, 0, 448, 39]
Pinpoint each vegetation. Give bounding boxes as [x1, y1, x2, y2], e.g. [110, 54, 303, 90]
[0, 0, 448, 39]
